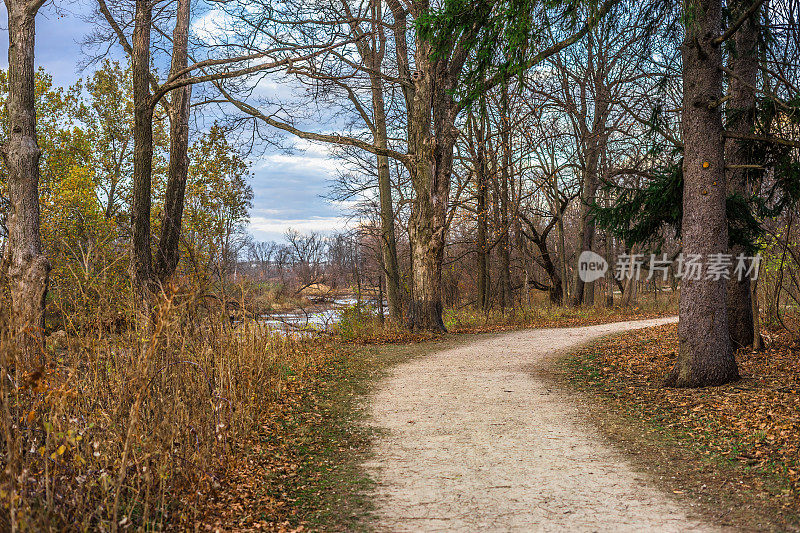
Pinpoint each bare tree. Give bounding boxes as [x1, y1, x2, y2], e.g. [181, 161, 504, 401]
[1, 0, 52, 362]
[248, 240, 278, 278]
[206, 0, 407, 322]
[534, 8, 651, 307]
[464, 99, 491, 309]
[128, 0, 155, 303]
[213, 0, 619, 331]
[155, 0, 192, 284]
[286, 229, 328, 291]
[94, 0, 337, 303]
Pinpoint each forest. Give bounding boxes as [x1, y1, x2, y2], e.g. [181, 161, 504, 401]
[1, 0, 799, 530]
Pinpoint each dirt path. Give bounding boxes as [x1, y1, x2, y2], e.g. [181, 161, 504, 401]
[363, 318, 720, 532]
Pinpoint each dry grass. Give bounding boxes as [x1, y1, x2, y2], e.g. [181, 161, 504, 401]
[445, 290, 678, 333]
[0, 286, 328, 531]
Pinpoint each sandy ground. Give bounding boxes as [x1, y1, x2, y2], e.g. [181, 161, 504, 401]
[363, 318, 721, 532]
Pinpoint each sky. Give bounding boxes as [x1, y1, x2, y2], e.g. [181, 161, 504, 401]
[0, 1, 351, 243]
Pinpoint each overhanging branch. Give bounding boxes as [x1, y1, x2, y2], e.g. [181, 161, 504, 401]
[214, 81, 411, 165]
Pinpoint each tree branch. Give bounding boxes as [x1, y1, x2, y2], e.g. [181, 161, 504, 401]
[214, 82, 411, 164]
[723, 131, 800, 149]
[479, 0, 622, 97]
[151, 40, 350, 107]
[713, 0, 766, 46]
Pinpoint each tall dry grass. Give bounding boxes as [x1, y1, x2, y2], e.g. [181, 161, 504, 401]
[444, 289, 679, 332]
[0, 283, 323, 531]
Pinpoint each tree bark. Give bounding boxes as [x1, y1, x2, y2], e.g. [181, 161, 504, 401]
[751, 276, 762, 350]
[533, 236, 563, 304]
[570, 72, 608, 306]
[155, 0, 192, 285]
[604, 193, 614, 306]
[519, 212, 563, 304]
[367, 4, 402, 323]
[499, 83, 512, 311]
[570, 148, 600, 306]
[374, 130, 402, 323]
[620, 271, 638, 307]
[407, 45, 456, 332]
[1, 0, 51, 364]
[131, 0, 155, 301]
[551, 175, 569, 301]
[725, 0, 759, 349]
[475, 101, 490, 311]
[666, 0, 738, 387]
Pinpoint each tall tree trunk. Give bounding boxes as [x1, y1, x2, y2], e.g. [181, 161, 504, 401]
[370, 78, 402, 323]
[131, 0, 155, 301]
[499, 83, 512, 311]
[751, 277, 762, 350]
[725, 0, 759, 349]
[491, 149, 502, 305]
[354, 0, 403, 324]
[514, 216, 529, 306]
[621, 268, 638, 307]
[570, 81, 608, 306]
[551, 176, 568, 301]
[601, 149, 614, 307]
[569, 149, 600, 306]
[604, 203, 614, 306]
[601, 177, 614, 306]
[475, 104, 490, 311]
[524, 269, 530, 306]
[408, 148, 451, 331]
[407, 54, 455, 332]
[374, 139, 402, 323]
[155, 0, 192, 284]
[1, 0, 50, 363]
[666, 0, 738, 387]
[378, 274, 385, 323]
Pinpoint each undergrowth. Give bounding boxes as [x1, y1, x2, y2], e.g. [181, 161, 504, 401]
[0, 286, 323, 531]
[445, 291, 678, 333]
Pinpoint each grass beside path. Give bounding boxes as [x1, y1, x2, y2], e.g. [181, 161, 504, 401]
[196, 334, 474, 531]
[559, 324, 800, 532]
[195, 298, 678, 531]
[443, 293, 676, 334]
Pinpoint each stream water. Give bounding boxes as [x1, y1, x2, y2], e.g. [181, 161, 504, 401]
[261, 297, 386, 333]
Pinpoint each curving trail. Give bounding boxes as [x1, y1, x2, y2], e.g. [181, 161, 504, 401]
[363, 318, 721, 532]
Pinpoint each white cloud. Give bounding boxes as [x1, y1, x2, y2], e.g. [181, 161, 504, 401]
[258, 153, 340, 175]
[255, 139, 342, 175]
[249, 216, 350, 236]
[191, 9, 234, 44]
